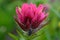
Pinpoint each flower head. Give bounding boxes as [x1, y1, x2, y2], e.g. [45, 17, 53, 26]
[15, 3, 48, 31]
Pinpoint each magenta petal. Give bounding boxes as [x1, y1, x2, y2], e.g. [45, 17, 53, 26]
[25, 7, 34, 19]
[30, 3, 37, 14]
[36, 4, 44, 15]
[39, 13, 48, 24]
[40, 12, 45, 21]
[31, 15, 38, 29]
[16, 7, 21, 15]
[25, 19, 30, 30]
[14, 16, 26, 31]
[21, 3, 29, 14]
[38, 4, 44, 13]
[18, 15, 24, 24]
[21, 3, 34, 18]
[16, 7, 24, 23]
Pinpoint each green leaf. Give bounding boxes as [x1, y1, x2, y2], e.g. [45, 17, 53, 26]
[8, 33, 18, 40]
[16, 30, 24, 37]
[16, 30, 27, 40]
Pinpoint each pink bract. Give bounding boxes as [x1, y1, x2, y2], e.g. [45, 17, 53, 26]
[15, 3, 48, 31]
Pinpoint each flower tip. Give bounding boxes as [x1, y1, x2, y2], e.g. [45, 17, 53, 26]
[16, 7, 21, 11]
[45, 13, 49, 18]
[46, 13, 49, 16]
[16, 7, 21, 15]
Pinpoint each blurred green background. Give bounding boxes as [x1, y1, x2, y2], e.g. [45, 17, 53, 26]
[0, 0, 60, 40]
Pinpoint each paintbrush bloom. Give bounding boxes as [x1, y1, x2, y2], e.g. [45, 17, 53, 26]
[15, 3, 48, 31]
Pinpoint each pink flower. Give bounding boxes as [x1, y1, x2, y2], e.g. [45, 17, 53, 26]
[15, 3, 48, 31]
